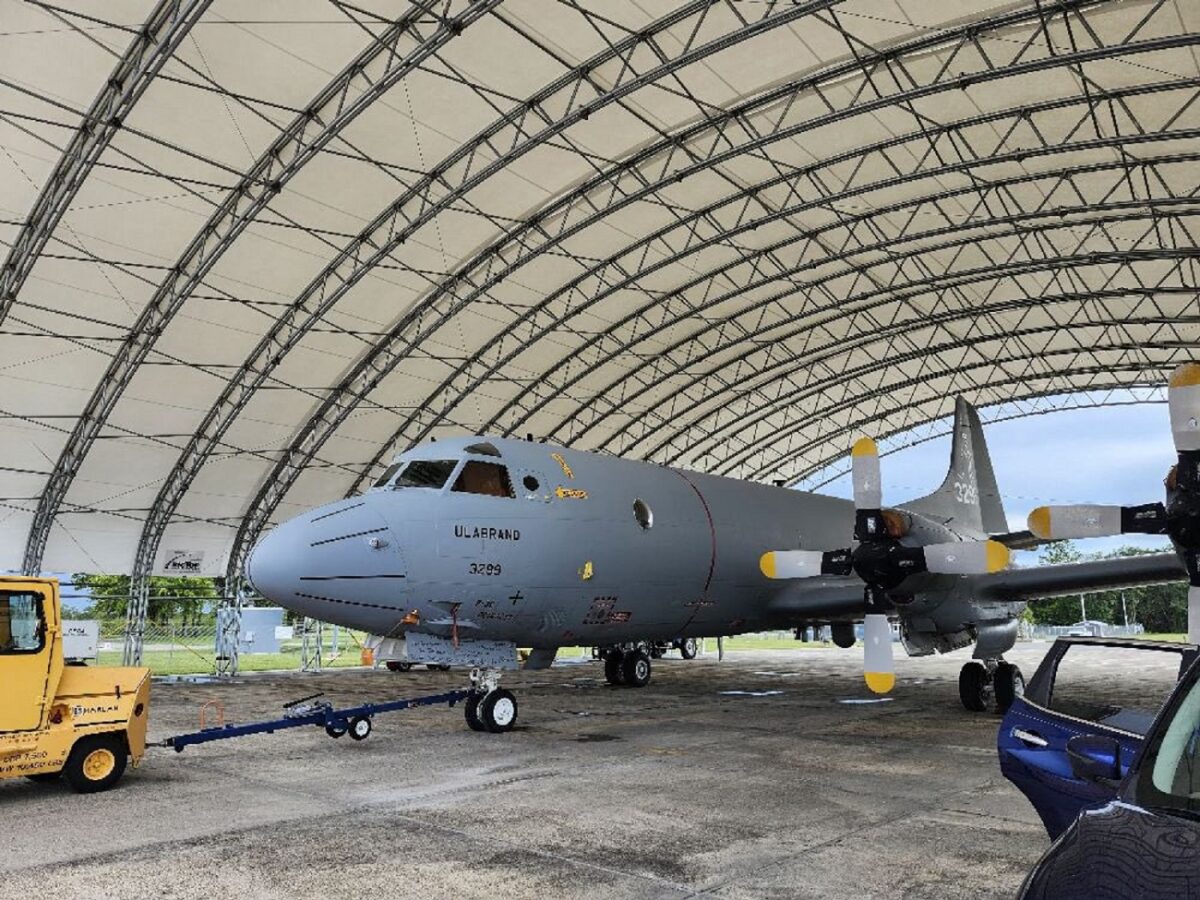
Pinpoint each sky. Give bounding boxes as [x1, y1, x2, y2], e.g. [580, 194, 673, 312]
[814, 402, 1176, 564]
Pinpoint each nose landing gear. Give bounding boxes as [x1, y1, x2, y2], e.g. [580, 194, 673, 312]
[464, 667, 518, 733]
[959, 658, 1024, 713]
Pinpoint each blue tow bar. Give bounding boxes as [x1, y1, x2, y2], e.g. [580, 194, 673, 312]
[161, 689, 472, 752]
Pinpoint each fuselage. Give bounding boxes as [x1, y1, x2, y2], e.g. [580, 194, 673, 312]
[247, 436, 895, 647]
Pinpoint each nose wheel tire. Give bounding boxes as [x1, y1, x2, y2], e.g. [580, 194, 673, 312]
[993, 662, 1025, 714]
[348, 716, 372, 741]
[958, 661, 992, 713]
[479, 689, 518, 733]
[604, 651, 626, 685]
[464, 691, 487, 731]
[64, 734, 127, 793]
[622, 650, 652, 688]
[678, 638, 698, 660]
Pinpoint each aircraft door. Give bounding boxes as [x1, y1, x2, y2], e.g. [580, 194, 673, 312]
[0, 587, 56, 732]
[998, 640, 1183, 839]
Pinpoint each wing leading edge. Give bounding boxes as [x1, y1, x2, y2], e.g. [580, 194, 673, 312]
[973, 552, 1186, 601]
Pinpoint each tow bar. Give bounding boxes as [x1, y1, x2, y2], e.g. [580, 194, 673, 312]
[160, 689, 472, 751]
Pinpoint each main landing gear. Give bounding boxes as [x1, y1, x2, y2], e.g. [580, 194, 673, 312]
[463, 667, 518, 733]
[959, 658, 1024, 714]
[601, 645, 653, 688]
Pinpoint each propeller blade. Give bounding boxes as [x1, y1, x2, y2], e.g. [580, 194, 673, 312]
[921, 540, 1011, 575]
[851, 437, 882, 510]
[863, 613, 895, 694]
[759, 550, 825, 579]
[759, 548, 853, 579]
[1169, 362, 1200, 453]
[1027, 503, 1167, 540]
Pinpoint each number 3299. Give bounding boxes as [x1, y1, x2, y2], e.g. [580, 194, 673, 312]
[468, 563, 502, 576]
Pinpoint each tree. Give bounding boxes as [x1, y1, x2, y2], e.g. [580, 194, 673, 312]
[70, 573, 220, 625]
[1026, 542, 1187, 631]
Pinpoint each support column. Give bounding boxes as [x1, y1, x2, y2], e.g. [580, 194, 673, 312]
[215, 579, 244, 677]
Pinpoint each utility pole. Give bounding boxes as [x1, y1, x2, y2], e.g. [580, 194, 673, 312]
[1080, 593, 1087, 624]
[1121, 591, 1129, 628]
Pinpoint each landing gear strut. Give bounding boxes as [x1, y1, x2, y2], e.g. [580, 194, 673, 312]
[464, 667, 518, 733]
[959, 659, 1024, 713]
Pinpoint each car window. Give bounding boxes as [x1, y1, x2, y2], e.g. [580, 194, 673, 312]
[0, 592, 44, 654]
[1048, 644, 1183, 735]
[452, 461, 514, 498]
[395, 460, 458, 489]
[1149, 678, 1200, 801]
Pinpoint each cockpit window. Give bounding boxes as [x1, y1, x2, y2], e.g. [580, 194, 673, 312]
[452, 461, 514, 498]
[395, 460, 458, 489]
[373, 462, 403, 488]
[464, 441, 502, 457]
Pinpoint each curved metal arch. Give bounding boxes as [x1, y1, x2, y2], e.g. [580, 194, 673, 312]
[800, 389, 1167, 494]
[0, 0, 213, 326]
[344, 80, 1200, 489]
[392, 85, 1200, 457]
[129, 0, 830, 594]
[505, 155, 1199, 455]
[22, 0, 500, 577]
[223, 2, 1188, 578]
[584, 205, 1197, 463]
[662, 296, 1198, 478]
[344, 39, 1200, 482]
[724, 351, 1189, 485]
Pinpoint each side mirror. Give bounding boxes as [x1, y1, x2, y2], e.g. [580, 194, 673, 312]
[1066, 734, 1121, 783]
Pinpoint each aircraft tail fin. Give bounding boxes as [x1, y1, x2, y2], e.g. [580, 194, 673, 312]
[902, 397, 1008, 536]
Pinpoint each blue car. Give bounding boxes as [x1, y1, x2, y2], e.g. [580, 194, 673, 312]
[998, 637, 1200, 898]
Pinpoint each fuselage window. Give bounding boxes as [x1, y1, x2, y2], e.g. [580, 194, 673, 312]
[522, 475, 539, 492]
[373, 462, 403, 488]
[633, 498, 653, 529]
[395, 460, 458, 489]
[453, 461, 515, 498]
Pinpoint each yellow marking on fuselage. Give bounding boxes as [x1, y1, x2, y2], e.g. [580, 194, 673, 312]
[555, 485, 588, 500]
[551, 452, 574, 479]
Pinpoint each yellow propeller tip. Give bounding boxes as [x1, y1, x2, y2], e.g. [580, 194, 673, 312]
[851, 437, 878, 458]
[759, 552, 776, 579]
[1027, 506, 1052, 539]
[1169, 362, 1200, 388]
[864, 672, 895, 694]
[985, 540, 1011, 573]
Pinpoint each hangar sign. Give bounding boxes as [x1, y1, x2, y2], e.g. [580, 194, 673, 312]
[158, 549, 206, 576]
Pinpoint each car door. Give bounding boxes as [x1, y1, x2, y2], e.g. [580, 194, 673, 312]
[998, 638, 1193, 840]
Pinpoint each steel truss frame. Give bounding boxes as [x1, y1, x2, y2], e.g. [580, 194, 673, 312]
[220, 0, 1194, 583]
[84, 0, 505, 665]
[0, 0, 213, 326]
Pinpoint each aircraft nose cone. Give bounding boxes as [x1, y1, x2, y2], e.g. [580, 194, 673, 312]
[246, 499, 401, 619]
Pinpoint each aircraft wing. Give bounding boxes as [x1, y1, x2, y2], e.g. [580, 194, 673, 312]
[973, 552, 1186, 601]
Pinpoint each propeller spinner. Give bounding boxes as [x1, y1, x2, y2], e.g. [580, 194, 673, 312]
[1027, 362, 1200, 643]
[761, 437, 1011, 694]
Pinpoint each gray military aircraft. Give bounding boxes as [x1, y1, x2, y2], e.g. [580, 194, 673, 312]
[248, 386, 1192, 733]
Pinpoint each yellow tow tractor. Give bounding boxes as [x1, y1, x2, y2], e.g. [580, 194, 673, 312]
[0, 577, 150, 793]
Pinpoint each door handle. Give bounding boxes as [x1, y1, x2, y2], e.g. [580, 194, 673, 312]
[1012, 727, 1048, 748]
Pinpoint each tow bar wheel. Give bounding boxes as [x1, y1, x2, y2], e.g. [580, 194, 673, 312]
[348, 716, 373, 741]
